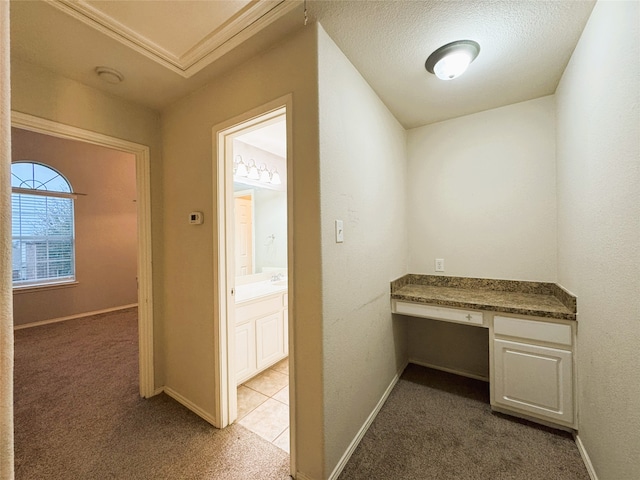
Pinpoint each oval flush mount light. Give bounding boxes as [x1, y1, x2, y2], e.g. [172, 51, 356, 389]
[425, 40, 480, 81]
[95, 66, 124, 84]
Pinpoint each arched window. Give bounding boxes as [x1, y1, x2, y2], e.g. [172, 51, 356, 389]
[11, 162, 76, 287]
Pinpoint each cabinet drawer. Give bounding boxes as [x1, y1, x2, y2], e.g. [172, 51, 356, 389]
[236, 296, 282, 324]
[494, 316, 572, 346]
[393, 300, 483, 326]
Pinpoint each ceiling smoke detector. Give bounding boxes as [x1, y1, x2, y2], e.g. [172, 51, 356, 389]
[95, 66, 124, 84]
[425, 40, 480, 81]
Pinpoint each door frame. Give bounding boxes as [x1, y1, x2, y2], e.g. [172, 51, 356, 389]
[11, 111, 155, 398]
[213, 94, 294, 472]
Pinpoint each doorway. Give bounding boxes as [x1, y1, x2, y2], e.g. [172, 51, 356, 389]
[10, 111, 154, 397]
[214, 99, 293, 468]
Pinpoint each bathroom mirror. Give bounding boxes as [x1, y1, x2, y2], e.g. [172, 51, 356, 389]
[233, 183, 287, 277]
[231, 118, 287, 278]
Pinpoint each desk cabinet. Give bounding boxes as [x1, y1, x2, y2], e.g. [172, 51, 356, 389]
[392, 299, 577, 430]
[491, 315, 575, 428]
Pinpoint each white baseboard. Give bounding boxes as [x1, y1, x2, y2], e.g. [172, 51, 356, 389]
[153, 387, 165, 396]
[163, 386, 218, 427]
[13, 304, 138, 330]
[574, 434, 598, 480]
[294, 473, 314, 480]
[408, 358, 489, 382]
[327, 362, 408, 480]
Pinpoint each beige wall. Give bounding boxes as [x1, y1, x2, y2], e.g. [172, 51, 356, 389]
[11, 128, 137, 325]
[10, 59, 165, 385]
[317, 25, 408, 477]
[556, 1, 640, 478]
[405, 96, 557, 377]
[161, 25, 323, 479]
[1, 2, 15, 477]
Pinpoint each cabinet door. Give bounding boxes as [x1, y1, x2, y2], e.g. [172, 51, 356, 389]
[236, 322, 255, 385]
[256, 312, 284, 370]
[493, 339, 573, 425]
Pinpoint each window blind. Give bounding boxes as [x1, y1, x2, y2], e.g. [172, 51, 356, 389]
[12, 192, 75, 287]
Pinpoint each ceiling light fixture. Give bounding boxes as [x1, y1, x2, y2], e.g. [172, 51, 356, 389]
[425, 40, 480, 81]
[247, 159, 260, 180]
[233, 155, 282, 186]
[95, 66, 124, 84]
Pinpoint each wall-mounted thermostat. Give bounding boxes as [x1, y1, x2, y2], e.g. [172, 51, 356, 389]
[189, 212, 204, 225]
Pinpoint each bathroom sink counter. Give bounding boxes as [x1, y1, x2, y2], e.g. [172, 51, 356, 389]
[235, 279, 287, 304]
[391, 274, 576, 321]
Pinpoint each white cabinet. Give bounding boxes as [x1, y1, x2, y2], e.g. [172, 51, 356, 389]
[235, 321, 255, 382]
[256, 312, 284, 370]
[236, 291, 288, 384]
[392, 300, 485, 326]
[491, 315, 575, 428]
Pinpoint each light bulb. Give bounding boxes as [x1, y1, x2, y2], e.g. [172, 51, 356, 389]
[235, 160, 248, 177]
[259, 164, 271, 183]
[271, 170, 281, 185]
[433, 52, 472, 80]
[247, 159, 259, 180]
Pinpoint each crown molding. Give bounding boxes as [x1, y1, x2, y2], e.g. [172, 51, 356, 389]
[49, 0, 300, 78]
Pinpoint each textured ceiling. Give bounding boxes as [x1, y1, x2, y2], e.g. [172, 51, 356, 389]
[307, 0, 596, 128]
[10, 0, 596, 128]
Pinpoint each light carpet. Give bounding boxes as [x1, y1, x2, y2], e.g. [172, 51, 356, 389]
[13, 308, 290, 479]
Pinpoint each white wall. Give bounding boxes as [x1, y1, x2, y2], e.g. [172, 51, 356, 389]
[556, 1, 640, 478]
[407, 96, 557, 282]
[317, 25, 408, 477]
[405, 96, 557, 377]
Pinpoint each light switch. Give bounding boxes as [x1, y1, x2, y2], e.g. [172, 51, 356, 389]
[335, 220, 344, 243]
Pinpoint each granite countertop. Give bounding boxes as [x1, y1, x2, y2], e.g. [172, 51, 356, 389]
[391, 274, 577, 321]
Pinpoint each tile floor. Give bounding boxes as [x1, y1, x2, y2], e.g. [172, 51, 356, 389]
[237, 357, 290, 453]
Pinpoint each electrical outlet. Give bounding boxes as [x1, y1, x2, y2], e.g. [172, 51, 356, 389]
[435, 258, 445, 272]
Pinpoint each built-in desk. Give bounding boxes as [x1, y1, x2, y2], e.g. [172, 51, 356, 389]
[391, 274, 578, 430]
[391, 274, 576, 321]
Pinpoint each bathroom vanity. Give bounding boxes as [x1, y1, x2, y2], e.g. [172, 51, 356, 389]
[391, 275, 577, 430]
[235, 277, 288, 384]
